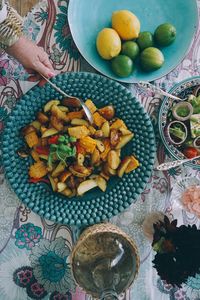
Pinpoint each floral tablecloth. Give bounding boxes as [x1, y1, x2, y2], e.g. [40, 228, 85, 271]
[0, 0, 200, 299]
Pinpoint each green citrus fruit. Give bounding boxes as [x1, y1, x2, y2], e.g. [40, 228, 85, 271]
[137, 31, 154, 50]
[154, 23, 176, 47]
[111, 55, 134, 77]
[140, 47, 164, 72]
[121, 41, 140, 60]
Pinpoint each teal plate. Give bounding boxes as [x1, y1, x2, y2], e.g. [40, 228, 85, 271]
[159, 76, 200, 169]
[2, 72, 155, 226]
[68, 0, 198, 83]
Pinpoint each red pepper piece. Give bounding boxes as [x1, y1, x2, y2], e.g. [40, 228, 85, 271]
[29, 177, 49, 184]
[48, 135, 59, 145]
[183, 147, 198, 159]
[75, 141, 86, 155]
[35, 146, 50, 155]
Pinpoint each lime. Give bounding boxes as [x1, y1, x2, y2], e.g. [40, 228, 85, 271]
[154, 23, 176, 47]
[140, 47, 164, 72]
[137, 31, 154, 50]
[121, 41, 140, 60]
[111, 55, 134, 77]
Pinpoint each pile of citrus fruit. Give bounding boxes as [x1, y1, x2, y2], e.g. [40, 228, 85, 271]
[96, 10, 176, 77]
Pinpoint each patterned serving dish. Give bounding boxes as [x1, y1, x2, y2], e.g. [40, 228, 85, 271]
[2, 72, 156, 226]
[159, 76, 200, 169]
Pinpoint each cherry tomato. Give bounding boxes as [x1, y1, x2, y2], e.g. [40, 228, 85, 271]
[183, 147, 198, 159]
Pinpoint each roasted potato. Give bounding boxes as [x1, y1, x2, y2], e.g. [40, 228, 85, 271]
[107, 150, 121, 170]
[77, 179, 97, 195]
[98, 105, 115, 120]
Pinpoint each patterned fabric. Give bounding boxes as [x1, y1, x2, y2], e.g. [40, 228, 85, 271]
[0, 0, 200, 299]
[0, 0, 23, 49]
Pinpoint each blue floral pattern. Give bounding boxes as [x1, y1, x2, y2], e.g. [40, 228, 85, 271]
[30, 237, 76, 294]
[15, 223, 42, 250]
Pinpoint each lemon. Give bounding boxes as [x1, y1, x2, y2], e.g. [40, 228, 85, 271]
[112, 10, 140, 40]
[111, 55, 134, 77]
[96, 28, 121, 60]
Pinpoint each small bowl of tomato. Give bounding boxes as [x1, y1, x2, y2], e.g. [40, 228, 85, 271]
[159, 76, 200, 169]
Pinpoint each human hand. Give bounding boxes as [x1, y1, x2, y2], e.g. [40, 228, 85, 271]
[6, 36, 55, 85]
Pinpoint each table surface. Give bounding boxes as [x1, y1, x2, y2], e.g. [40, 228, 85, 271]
[0, 1, 200, 299]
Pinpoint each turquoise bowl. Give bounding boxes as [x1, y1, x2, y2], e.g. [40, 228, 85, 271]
[68, 0, 198, 83]
[2, 72, 156, 226]
[159, 76, 200, 169]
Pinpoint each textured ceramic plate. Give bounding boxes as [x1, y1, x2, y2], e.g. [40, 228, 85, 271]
[159, 76, 200, 169]
[3, 72, 155, 226]
[68, 0, 198, 83]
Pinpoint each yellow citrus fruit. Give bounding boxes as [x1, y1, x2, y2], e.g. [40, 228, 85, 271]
[112, 10, 140, 40]
[96, 28, 121, 60]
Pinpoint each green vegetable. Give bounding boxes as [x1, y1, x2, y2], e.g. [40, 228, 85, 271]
[176, 106, 190, 118]
[169, 125, 186, 140]
[188, 95, 200, 114]
[58, 135, 65, 143]
[69, 136, 77, 142]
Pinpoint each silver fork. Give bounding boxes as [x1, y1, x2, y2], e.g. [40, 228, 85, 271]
[41, 75, 94, 124]
[138, 81, 187, 101]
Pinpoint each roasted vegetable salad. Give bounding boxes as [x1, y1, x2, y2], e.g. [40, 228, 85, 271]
[20, 98, 139, 197]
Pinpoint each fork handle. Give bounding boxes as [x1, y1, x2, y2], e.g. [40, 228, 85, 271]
[138, 81, 182, 101]
[41, 74, 71, 98]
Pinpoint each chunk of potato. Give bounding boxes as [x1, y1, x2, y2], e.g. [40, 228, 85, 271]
[101, 139, 111, 161]
[61, 188, 73, 197]
[42, 128, 58, 138]
[96, 140, 105, 153]
[69, 165, 92, 178]
[50, 115, 64, 131]
[110, 119, 127, 130]
[57, 106, 69, 112]
[95, 176, 107, 192]
[29, 161, 48, 179]
[77, 179, 97, 195]
[71, 118, 89, 126]
[125, 155, 140, 173]
[93, 112, 106, 127]
[51, 161, 65, 177]
[57, 182, 68, 192]
[31, 149, 40, 162]
[116, 134, 134, 149]
[59, 171, 72, 183]
[119, 127, 133, 136]
[85, 99, 97, 113]
[98, 105, 115, 120]
[117, 157, 131, 178]
[68, 126, 90, 139]
[88, 126, 96, 135]
[67, 110, 84, 120]
[92, 148, 100, 165]
[101, 121, 110, 137]
[25, 131, 39, 148]
[51, 105, 69, 122]
[77, 153, 85, 166]
[48, 174, 57, 192]
[44, 100, 60, 112]
[31, 120, 41, 131]
[110, 129, 120, 147]
[107, 150, 121, 170]
[79, 136, 97, 153]
[37, 112, 49, 124]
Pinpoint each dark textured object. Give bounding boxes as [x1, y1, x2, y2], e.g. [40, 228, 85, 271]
[2, 72, 155, 226]
[152, 216, 200, 287]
